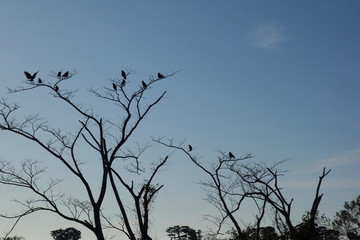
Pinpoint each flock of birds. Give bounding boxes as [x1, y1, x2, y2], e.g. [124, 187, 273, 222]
[188, 144, 235, 159]
[24, 70, 69, 92]
[112, 70, 166, 91]
[24, 70, 166, 93]
[24, 70, 236, 160]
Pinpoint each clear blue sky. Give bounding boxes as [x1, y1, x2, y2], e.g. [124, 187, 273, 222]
[0, 1, 359, 240]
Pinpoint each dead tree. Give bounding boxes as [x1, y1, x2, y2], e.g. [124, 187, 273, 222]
[237, 166, 331, 240]
[0, 70, 177, 240]
[154, 140, 277, 240]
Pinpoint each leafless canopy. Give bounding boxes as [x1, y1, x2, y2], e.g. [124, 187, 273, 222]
[0, 70, 178, 240]
[154, 139, 331, 240]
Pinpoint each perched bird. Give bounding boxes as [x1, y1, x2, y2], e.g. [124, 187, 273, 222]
[112, 83, 117, 90]
[120, 79, 126, 88]
[229, 152, 235, 159]
[188, 144, 193, 152]
[62, 71, 69, 78]
[142, 81, 147, 88]
[57, 72, 62, 77]
[38, 78, 42, 84]
[54, 85, 59, 92]
[121, 70, 127, 79]
[157, 72, 165, 79]
[24, 71, 38, 81]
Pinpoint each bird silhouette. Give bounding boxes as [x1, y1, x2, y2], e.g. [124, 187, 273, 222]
[57, 72, 62, 78]
[24, 71, 38, 81]
[188, 145, 193, 152]
[157, 72, 165, 79]
[112, 83, 117, 90]
[38, 78, 42, 84]
[142, 81, 147, 88]
[229, 152, 235, 159]
[120, 79, 126, 88]
[121, 70, 127, 79]
[54, 85, 59, 92]
[62, 71, 69, 78]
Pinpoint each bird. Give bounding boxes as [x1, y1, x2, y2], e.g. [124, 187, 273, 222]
[188, 144, 193, 152]
[121, 70, 127, 79]
[229, 152, 235, 159]
[62, 71, 69, 78]
[112, 83, 117, 90]
[38, 78, 42, 84]
[54, 85, 59, 92]
[120, 79, 126, 88]
[157, 72, 165, 79]
[24, 71, 38, 81]
[142, 81, 147, 88]
[57, 72, 62, 77]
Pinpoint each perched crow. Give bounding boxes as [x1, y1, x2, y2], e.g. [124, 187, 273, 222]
[120, 79, 126, 88]
[38, 78, 42, 84]
[62, 71, 69, 78]
[112, 83, 117, 90]
[142, 81, 147, 88]
[157, 72, 165, 79]
[229, 152, 235, 159]
[121, 70, 127, 79]
[24, 71, 38, 81]
[24, 71, 32, 80]
[188, 144, 193, 152]
[57, 72, 62, 77]
[54, 85, 59, 92]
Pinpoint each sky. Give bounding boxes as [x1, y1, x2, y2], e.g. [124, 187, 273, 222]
[0, 1, 359, 240]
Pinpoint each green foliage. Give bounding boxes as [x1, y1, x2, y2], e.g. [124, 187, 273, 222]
[50, 227, 81, 240]
[333, 194, 360, 239]
[2, 236, 24, 240]
[166, 225, 202, 240]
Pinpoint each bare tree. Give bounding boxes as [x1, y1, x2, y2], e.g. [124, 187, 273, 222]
[240, 167, 331, 240]
[155, 140, 331, 240]
[154, 140, 279, 240]
[0, 70, 177, 240]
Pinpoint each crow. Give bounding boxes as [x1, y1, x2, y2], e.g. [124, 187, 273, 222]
[121, 70, 127, 79]
[142, 81, 147, 88]
[157, 72, 165, 79]
[112, 83, 117, 90]
[24, 71, 38, 81]
[62, 71, 69, 78]
[38, 78, 42, 84]
[188, 144, 193, 152]
[120, 79, 126, 88]
[229, 152, 235, 159]
[54, 85, 59, 92]
[57, 72, 62, 77]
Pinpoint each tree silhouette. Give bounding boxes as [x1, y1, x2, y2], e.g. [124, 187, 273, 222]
[0, 69, 176, 240]
[333, 194, 360, 239]
[166, 225, 202, 240]
[155, 140, 331, 240]
[51, 227, 81, 240]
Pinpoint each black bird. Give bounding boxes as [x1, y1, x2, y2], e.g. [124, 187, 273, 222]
[112, 83, 117, 90]
[57, 72, 62, 78]
[142, 81, 147, 88]
[38, 78, 42, 84]
[157, 72, 165, 79]
[24, 71, 38, 81]
[229, 152, 235, 159]
[54, 85, 59, 92]
[188, 144, 193, 152]
[62, 71, 69, 78]
[121, 70, 127, 79]
[120, 79, 126, 88]
[24, 71, 32, 80]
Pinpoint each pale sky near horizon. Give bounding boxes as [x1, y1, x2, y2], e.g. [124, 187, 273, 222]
[0, 1, 359, 240]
